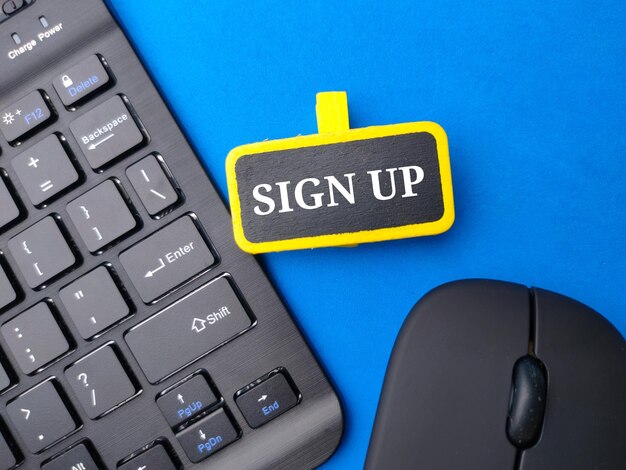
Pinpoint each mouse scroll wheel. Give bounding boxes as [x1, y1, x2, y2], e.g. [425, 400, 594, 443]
[506, 355, 548, 450]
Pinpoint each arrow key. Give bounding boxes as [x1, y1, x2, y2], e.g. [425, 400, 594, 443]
[118, 443, 176, 470]
[157, 373, 219, 428]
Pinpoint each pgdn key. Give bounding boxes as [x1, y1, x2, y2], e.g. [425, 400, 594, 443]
[119, 215, 215, 303]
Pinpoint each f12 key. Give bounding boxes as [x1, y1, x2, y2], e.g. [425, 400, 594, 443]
[0, 90, 54, 144]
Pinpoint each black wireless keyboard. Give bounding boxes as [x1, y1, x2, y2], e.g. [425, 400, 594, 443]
[0, 1, 343, 468]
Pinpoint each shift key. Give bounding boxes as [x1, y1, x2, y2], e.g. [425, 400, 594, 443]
[125, 276, 252, 383]
[120, 215, 215, 302]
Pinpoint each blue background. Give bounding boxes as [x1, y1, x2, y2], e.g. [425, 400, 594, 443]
[107, 1, 626, 468]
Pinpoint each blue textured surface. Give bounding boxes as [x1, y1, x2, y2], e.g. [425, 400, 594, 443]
[107, 1, 626, 468]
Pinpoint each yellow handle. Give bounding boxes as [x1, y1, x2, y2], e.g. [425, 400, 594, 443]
[316, 91, 350, 134]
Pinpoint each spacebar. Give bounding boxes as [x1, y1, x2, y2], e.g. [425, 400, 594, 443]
[125, 276, 252, 383]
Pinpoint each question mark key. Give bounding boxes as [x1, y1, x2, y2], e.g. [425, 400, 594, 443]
[65, 344, 136, 419]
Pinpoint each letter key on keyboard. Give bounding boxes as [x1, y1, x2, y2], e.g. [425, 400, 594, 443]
[6, 380, 77, 453]
[7, 216, 76, 288]
[0, 263, 17, 310]
[0, 361, 11, 392]
[0, 428, 17, 469]
[119, 215, 215, 303]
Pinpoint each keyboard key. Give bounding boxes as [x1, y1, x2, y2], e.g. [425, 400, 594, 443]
[157, 374, 219, 428]
[59, 266, 130, 339]
[0, 262, 17, 311]
[66, 180, 137, 252]
[42, 443, 100, 470]
[118, 443, 176, 470]
[0, 175, 20, 230]
[8, 216, 77, 288]
[0, 427, 18, 469]
[65, 345, 136, 419]
[176, 408, 239, 463]
[119, 215, 215, 303]
[1, 302, 70, 374]
[125, 276, 251, 383]
[0, 90, 54, 144]
[0, 359, 11, 392]
[11, 134, 80, 206]
[236, 371, 299, 428]
[126, 154, 179, 216]
[53, 55, 111, 108]
[69, 95, 145, 170]
[6, 379, 77, 453]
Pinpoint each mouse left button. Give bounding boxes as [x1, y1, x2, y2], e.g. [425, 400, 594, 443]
[365, 279, 530, 470]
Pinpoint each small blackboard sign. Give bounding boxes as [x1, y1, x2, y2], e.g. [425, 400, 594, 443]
[226, 96, 454, 253]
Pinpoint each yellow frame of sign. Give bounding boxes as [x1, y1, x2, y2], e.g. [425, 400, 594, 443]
[226, 92, 455, 254]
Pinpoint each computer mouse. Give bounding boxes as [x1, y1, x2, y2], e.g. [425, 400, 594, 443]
[365, 279, 626, 469]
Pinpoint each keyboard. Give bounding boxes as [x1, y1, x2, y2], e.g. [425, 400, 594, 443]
[0, 1, 343, 468]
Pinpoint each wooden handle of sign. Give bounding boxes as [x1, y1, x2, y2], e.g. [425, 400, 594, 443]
[316, 92, 350, 134]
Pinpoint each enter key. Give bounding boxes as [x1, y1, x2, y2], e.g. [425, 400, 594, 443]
[119, 215, 215, 303]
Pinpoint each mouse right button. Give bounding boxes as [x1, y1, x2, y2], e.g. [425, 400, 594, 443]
[521, 288, 626, 469]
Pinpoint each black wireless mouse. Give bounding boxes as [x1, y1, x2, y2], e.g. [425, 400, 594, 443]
[365, 279, 626, 469]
